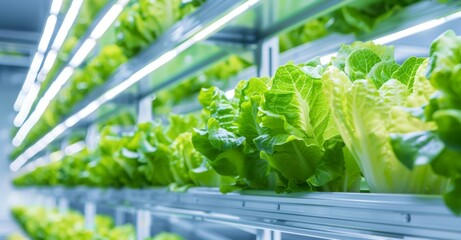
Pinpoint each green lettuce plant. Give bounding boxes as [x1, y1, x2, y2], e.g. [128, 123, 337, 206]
[254, 61, 361, 192]
[192, 77, 282, 192]
[389, 30, 461, 214]
[322, 41, 449, 194]
[12, 206, 136, 240]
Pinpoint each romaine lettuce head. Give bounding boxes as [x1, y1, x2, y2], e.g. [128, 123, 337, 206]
[192, 78, 281, 192]
[323, 41, 449, 194]
[390, 30, 461, 214]
[255, 60, 361, 192]
[169, 132, 221, 188]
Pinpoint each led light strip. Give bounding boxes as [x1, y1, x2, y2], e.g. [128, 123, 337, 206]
[21, 141, 86, 173]
[12, 0, 129, 147]
[36, 0, 86, 81]
[10, 0, 260, 171]
[319, 10, 461, 64]
[13, 0, 62, 112]
[13, 0, 83, 128]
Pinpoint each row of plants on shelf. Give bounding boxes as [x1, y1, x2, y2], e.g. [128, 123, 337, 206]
[11, 206, 183, 240]
[14, 31, 461, 215]
[10, 0, 205, 160]
[13, 114, 223, 189]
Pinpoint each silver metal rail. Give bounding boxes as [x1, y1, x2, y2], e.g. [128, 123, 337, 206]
[33, 187, 461, 240]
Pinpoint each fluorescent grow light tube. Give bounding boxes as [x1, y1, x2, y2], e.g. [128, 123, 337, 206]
[52, 0, 84, 50]
[10, 0, 259, 171]
[37, 0, 86, 79]
[21, 141, 85, 173]
[90, 3, 126, 39]
[12, 66, 74, 147]
[12, 0, 129, 146]
[13, 52, 44, 112]
[64, 141, 86, 155]
[69, 38, 96, 67]
[23, 156, 47, 173]
[14, 0, 84, 127]
[101, 0, 260, 102]
[318, 9, 461, 64]
[39, 50, 58, 79]
[37, 15, 58, 53]
[13, 0, 62, 111]
[13, 83, 40, 127]
[10, 122, 67, 171]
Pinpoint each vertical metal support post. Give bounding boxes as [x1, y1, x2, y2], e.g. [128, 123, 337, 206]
[255, 0, 279, 78]
[273, 230, 281, 240]
[86, 123, 99, 150]
[84, 118, 97, 232]
[138, 96, 152, 123]
[137, 77, 152, 123]
[43, 149, 52, 166]
[256, 37, 279, 77]
[256, 229, 282, 240]
[43, 190, 56, 209]
[84, 202, 96, 231]
[136, 209, 151, 240]
[115, 207, 126, 226]
[58, 197, 69, 214]
[60, 136, 69, 155]
[35, 193, 45, 206]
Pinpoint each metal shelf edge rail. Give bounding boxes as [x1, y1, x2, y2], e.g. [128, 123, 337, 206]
[33, 187, 461, 240]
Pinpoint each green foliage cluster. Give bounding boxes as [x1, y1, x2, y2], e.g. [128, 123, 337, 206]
[14, 114, 222, 190]
[11, 206, 185, 240]
[12, 206, 136, 240]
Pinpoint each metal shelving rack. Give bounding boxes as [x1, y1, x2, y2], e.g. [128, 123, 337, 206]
[19, 0, 461, 165]
[13, 0, 461, 239]
[27, 187, 461, 240]
[14, 0, 356, 168]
